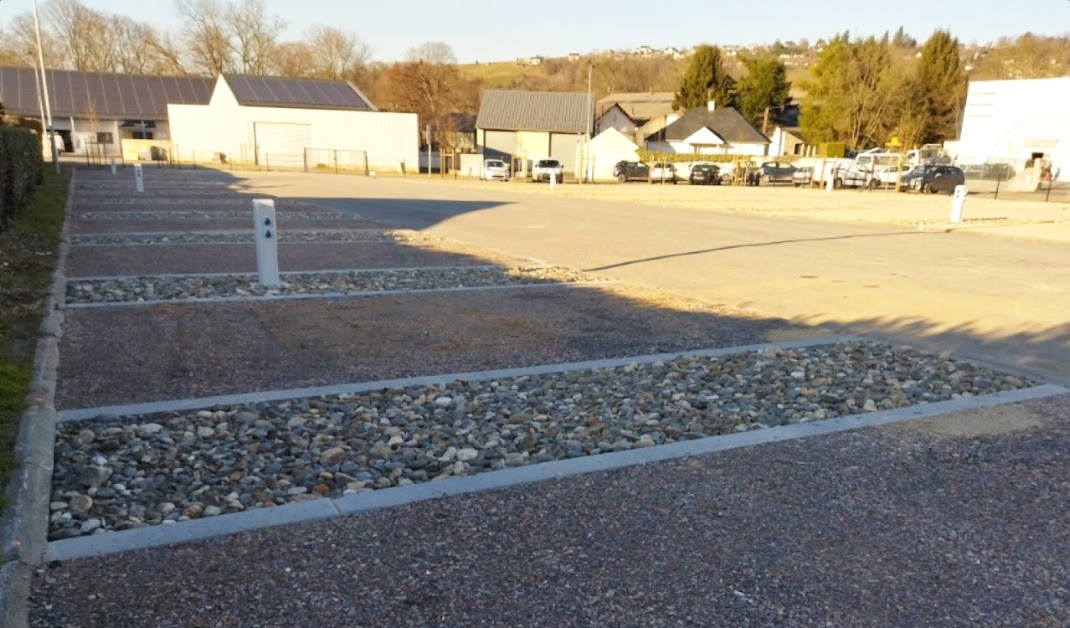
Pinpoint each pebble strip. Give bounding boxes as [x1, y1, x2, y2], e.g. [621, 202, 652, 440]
[65, 266, 598, 304]
[71, 230, 431, 246]
[49, 341, 1032, 539]
[77, 210, 358, 221]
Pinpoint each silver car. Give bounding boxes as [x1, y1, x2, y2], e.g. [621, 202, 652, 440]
[482, 159, 510, 181]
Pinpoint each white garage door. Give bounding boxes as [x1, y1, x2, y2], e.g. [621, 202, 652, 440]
[254, 122, 311, 168]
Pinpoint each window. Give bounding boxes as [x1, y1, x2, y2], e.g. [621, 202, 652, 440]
[132, 131, 153, 140]
[96, 132, 114, 145]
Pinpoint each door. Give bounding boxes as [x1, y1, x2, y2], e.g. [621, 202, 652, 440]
[483, 131, 517, 162]
[549, 133, 579, 175]
[254, 122, 311, 168]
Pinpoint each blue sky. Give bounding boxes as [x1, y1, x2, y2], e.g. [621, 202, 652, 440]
[1, 0, 1067, 63]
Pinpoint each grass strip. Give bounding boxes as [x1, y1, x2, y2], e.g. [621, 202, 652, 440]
[0, 166, 70, 509]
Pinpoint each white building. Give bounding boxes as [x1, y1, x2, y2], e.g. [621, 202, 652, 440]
[956, 76, 1070, 182]
[168, 76, 417, 172]
[646, 101, 770, 156]
[584, 127, 641, 182]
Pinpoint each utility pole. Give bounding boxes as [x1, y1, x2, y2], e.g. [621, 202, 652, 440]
[584, 62, 593, 184]
[32, 0, 60, 172]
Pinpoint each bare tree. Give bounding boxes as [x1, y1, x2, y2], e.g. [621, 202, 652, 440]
[307, 26, 369, 80]
[406, 41, 457, 65]
[175, 0, 233, 75]
[270, 41, 315, 78]
[46, 0, 116, 71]
[0, 14, 60, 67]
[226, 0, 286, 75]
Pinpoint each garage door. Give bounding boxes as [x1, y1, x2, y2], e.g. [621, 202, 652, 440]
[254, 122, 311, 168]
[483, 130, 517, 161]
[550, 133, 579, 174]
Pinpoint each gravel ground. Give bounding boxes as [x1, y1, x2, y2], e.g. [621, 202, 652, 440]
[32, 395, 1070, 626]
[71, 217, 386, 234]
[54, 284, 789, 409]
[48, 341, 1033, 540]
[71, 230, 434, 246]
[65, 266, 599, 304]
[64, 242, 492, 277]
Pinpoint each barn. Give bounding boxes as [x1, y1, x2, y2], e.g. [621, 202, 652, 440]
[475, 89, 594, 178]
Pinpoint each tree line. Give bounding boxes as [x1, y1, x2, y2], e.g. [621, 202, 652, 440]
[1, 0, 1067, 151]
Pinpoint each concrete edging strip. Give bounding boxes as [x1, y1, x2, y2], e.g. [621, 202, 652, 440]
[58, 336, 859, 422]
[45, 383, 1067, 563]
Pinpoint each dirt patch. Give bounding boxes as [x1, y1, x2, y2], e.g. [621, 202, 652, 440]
[900, 404, 1048, 438]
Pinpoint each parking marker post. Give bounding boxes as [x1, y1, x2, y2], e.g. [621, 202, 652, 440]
[950, 185, 967, 223]
[252, 199, 280, 287]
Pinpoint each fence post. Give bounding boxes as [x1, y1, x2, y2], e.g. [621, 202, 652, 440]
[303, 148, 308, 173]
[265, 153, 269, 172]
[334, 150, 339, 175]
[363, 152, 369, 176]
[994, 170, 1001, 200]
[1046, 173, 1054, 202]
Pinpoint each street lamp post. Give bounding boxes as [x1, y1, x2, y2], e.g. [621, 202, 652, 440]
[32, 0, 60, 172]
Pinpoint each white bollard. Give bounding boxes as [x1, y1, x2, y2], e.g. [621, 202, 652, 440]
[134, 163, 144, 193]
[550, 171, 556, 190]
[826, 169, 835, 192]
[252, 199, 280, 287]
[110, 158, 117, 175]
[950, 185, 968, 223]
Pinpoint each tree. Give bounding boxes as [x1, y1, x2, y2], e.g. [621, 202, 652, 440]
[307, 26, 370, 82]
[175, 0, 233, 75]
[892, 26, 917, 49]
[46, 0, 115, 71]
[672, 44, 734, 111]
[801, 34, 906, 149]
[915, 30, 965, 142]
[734, 55, 791, 128]
[226, 0, 286, 75]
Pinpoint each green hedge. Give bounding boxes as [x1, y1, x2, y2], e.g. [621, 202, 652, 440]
[636, 150, 803, 164]
[0, 127, 44, 233]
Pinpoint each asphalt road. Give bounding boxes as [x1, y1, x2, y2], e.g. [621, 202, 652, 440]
[229, 172, 1070, 384]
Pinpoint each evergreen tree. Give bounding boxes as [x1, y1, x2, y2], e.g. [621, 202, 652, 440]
[916, 30, 966, 142]
[672, 44, 734, 111]
[735, 55, 791, 128]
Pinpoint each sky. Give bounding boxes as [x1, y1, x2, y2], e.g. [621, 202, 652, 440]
[1, 0, 1068, 63]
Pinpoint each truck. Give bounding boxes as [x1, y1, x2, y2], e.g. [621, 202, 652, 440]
[831, 148, 904, 189]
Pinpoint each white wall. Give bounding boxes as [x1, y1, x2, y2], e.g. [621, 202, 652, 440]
[958, 77, 1070, 181]
[168, 80, 418, 171]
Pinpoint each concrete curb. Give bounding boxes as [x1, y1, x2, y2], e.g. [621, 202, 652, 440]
[66, 264, 500, 282]
[45, 384, 1067, 563]
[58, 336, 859, 422]
[0, 169, 73, 627]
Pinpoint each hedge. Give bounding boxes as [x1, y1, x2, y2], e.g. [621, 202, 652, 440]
[636, 150, 803, 165]
[0, 126, 44, 233]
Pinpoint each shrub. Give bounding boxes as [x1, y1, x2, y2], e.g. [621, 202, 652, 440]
[0, 126, 44, 233]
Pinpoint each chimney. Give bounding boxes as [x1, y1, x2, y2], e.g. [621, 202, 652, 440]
[707, 99, 716, 111]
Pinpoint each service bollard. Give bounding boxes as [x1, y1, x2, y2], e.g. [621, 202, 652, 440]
[252, 199, 280, 287]
[134, 163, 144, 193]
[950, 185, 967, 223]
[110, 158, 117, 175]
[550, 171, 556, 190]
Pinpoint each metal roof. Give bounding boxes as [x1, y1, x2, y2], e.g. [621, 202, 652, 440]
[0, 66, 213, 119]
[476, 90, 594, 134]
[657, 106, 770, 144]
[222, 75, 375, 111]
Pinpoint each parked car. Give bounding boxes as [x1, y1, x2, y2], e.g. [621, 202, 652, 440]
[903, 165, 966, 194]
[722, 161, 761, 186]
[613, 160, 650, 182]
[482, 159, 510, 181]
[757, 161, 796, 185]
[531, 158, 564, 183]
[688, 163, 721, 185]
[682, 161, 716, 178]
[792, 166, 813, 187]
[649, 162, 677, 184]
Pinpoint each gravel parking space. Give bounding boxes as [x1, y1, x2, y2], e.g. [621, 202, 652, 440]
[56, 284, 790, 409]
[71, 229, 433, 246]
[32, 395, 1069, 626]
[65, 242, 493, 277]
[65, 265, 598, 305]
[47, 340, 1032, 540]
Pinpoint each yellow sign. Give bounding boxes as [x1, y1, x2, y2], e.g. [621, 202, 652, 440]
[889, 136, 900, 147]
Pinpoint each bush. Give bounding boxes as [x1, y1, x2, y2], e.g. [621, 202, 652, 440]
[636, 150, 802, 165]
[0, 127, 44, 233]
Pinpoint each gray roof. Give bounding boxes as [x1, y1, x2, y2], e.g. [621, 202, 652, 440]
[222, 75, 376, 111]
[0, 66, 213, 119]
[476, 90, 594, 134]
[657, 106, 770, 144]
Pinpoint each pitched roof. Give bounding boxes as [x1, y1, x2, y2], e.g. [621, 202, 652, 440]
[222, 75, 376, 111]
[657, 106, 770, 144]
[0, 66, 213, 119]
[597, 92, 676, 125]
[476, 90, 594, 134]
